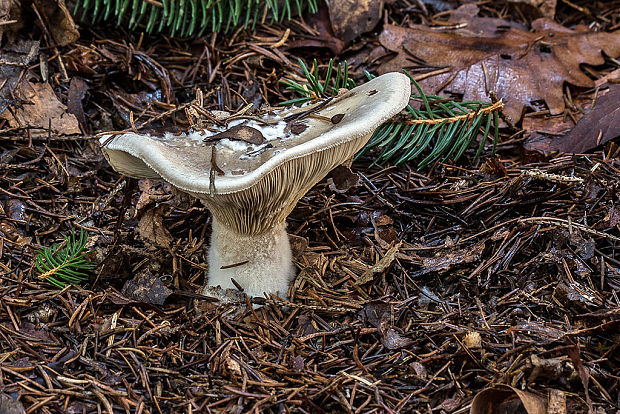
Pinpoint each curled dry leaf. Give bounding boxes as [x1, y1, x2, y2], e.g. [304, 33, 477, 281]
[288, 6, 344, 55]
[327, 165, 359, 193]
[358, 300, 414, 350]
[378, 4, 620, 121]
[470, 384, 547, 414]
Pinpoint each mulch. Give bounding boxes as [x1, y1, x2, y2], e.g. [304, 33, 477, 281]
[0, 1, 619, 412]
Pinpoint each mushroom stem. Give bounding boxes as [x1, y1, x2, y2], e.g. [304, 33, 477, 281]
[207, 218, 296, 297]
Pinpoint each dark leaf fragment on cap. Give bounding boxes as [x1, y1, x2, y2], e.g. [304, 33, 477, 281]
[331, 114, 345, 124]
[203, 125, 265, 145]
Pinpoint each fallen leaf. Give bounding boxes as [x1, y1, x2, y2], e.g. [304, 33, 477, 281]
[0, 0, 20, 43]
[463, 331, 482, 349]
[479, 156, 508, 178]
[436, 396, 462, 412]
[137, 207, 173, 250]
[288, 234, 308, 258]
[528, 354, 578, 383]
[1, 81, 81, 136]
[211, 342, 242, 378]
[0, 40, 39, 115]
[508, 0, 557, 18]
[204, 125, 265, 145]
[121, 271, 173, 306]
[355, 241, 402, 285]
[419, 242, 485, 275]
[566, 341, 593, 412]
[289, 122, 308, 135]
[288, 6, 344, 55]
[547, 389, 567, 414]
[410, 361, 427, 379]
[37, 0, 79, 46]
[470, 384, 547, 414]
[378, 5, 620, 121]
[0, 394, 25, 414]
[358, 300, 414, 350]
[135, 179, 173, 216]
[547, 84, 620, 153]
[327, 165, 359, 193]
[67, 77, 88, 131]
[553, 281, 603, 310]
[328, 0, 383, 42]
[381, 326, 414, 350]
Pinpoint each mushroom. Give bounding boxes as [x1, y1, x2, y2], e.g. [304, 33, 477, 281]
[100, 72, 411, 298]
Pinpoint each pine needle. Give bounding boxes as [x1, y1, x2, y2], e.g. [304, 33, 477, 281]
[35, 229, 96, 288]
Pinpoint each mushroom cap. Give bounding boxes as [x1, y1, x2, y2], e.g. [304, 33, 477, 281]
[101, 72, 411, 234]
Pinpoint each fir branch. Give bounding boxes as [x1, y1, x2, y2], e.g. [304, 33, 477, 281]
[280, 62, 502, 168]
[35, 229, 95, 288]
[72, 0, 318, 37]
[279, 58, 356, 105]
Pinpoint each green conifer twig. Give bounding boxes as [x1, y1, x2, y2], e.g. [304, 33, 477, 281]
[72, 0, 318, 37]
[280, 60, 502, 168]
[35, 229, 95, 288]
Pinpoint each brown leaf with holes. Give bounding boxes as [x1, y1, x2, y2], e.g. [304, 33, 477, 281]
[378, 4, 620, 122]
[204, 125, 265, 145]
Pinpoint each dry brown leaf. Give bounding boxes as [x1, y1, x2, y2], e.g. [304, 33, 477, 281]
[327, 165, 359, 194]
[288, 6, 344, 55]
[547, 84, 620, 153]
[203, 125, 265, 145]
[66, 77, 89, 130]
[378, 5, 620, 122]
[0, 0, 20, 43]
[1, 81, 81, 136]
[358, 300, 414, 350]
[508, 0, 557, 19]
[328, 0, 383, 42]
[121, 270, 173, 306]
[137, 207, 173, 250]
[0, 40, 39, 115]
[470, 384, 547, 414]
[355, 241, 401, 285]
[547, 389, 567, 414]
[0, 394, 25, 414]
[37, 0, 79, 46]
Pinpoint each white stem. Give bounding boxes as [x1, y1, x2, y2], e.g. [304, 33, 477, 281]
[206, 218, 296, 297]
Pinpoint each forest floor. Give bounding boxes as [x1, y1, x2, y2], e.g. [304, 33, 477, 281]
[0, 1, 619, 413]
